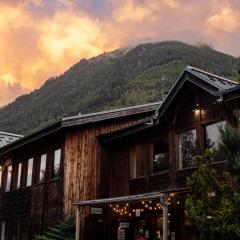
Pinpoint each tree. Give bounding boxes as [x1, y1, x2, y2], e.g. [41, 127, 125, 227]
[185, 122, 240, 240]
[34, 218, 75, 240]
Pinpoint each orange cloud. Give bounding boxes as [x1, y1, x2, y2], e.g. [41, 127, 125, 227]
[207, 5, 240, 32]
[0, 0, 240, 107]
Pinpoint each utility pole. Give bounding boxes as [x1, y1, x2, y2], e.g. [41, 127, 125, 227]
[161, 74, 165, 100]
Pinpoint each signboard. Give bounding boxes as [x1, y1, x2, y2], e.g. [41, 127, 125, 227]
[119, 222, 130, 229]
[118, 228, 125, 240]
[91, 207, 103, 215]
[135, 209, 141, 217]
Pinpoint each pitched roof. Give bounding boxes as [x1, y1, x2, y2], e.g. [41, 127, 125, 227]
[0, 131, 23, 148]
[186, 66, 238, 92]
[62, 101, 161, 127]
[0, 102, 160, 155]
[156, 66, 239, 118]
[99, 66, 240, 142]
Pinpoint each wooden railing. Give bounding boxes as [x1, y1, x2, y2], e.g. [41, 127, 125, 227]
[129, 161, 226, 195]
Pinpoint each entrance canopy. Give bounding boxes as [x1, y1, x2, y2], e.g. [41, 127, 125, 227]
[74, 191, 172, 240]
[73, 191, 168, 207]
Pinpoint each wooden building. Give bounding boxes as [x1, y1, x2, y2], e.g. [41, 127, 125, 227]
[0, 102, 159, 240]
[74, 66, 240, 240]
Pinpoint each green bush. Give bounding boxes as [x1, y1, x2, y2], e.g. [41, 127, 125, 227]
[34, 218, 75, 240]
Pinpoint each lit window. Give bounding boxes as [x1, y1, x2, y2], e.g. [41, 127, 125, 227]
[153, 141, 169, 173]
[17, 163, 22, 188]
[26, 158, 33, 187]
[39, 154, 47, 182]
[179, 129, 197, 169]
[0, 166, 2, 188]
[53, 149, 61, 178]
[5, 165, 12, 192]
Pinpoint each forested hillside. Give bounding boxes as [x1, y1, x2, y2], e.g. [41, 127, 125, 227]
[0, 41, 240, 135]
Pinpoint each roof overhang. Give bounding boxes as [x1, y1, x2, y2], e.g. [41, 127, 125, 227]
[73, 188, 189, 207]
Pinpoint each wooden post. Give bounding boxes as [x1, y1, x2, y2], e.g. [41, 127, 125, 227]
[160, 193, 168, 240]
[75, 206, 80, 240]
[162, 204, 168, 240]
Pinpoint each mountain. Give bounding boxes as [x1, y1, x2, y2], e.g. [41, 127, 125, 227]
[0, 41, 240, 135]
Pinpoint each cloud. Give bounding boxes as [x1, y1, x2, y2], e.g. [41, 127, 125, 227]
[0, 0, 240, 106]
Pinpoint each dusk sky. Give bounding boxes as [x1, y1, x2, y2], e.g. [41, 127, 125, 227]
[1, 0, 240, 106]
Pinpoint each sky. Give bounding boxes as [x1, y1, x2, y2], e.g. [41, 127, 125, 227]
[0, 0, 240, 106]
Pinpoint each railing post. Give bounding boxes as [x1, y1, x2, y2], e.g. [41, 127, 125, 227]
[75, 206, 80, 240]
[160, 193, 168, 240]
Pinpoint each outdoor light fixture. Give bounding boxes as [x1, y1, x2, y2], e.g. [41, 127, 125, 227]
[192, 104, 200, 113]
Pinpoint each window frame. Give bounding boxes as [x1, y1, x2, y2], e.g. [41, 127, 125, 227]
[5, 165, 12, 192]
[52, 148, 62, 179]
[178, 128, 197, 170]
[39, 153, 47, 183]
[26, 158, 34, 187]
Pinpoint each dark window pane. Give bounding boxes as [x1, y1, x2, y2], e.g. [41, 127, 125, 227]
[17, 163, 22, 188]
[206, 121, 226, 161]
[179, 129, 197, 169]
[153, 142, 169, 173]
[5, 165, 12, 192]
[39, 154, 47, 182]
[26, 158, 33, 187]
[53, 149, 61, 178]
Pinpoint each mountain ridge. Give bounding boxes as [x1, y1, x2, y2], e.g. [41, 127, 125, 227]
[0, 41, 239, 135]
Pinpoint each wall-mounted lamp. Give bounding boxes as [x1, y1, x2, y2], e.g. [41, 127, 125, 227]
[192, 104, 200, 114]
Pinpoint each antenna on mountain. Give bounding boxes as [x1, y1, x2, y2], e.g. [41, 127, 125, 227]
[161, 74, 165, 100]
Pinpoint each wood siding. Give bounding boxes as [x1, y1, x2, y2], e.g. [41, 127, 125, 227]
[63, 116, 147, 218]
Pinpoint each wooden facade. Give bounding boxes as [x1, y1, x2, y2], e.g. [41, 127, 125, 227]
[0, 66, 240, 240]
[0, 103, 158, 239]
[75, 67, 240, 240]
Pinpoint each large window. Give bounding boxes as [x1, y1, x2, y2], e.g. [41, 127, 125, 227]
[17, 163, 22, 188]
[5, 165, 12, 192]
[26, 158, 33, 187]
[153, 141, 169, 173]
[206, 121, 226, 150]
[39, 154, 47, 182]
[179, 129, 197, 169]
[206, 121, 226, 160]
[53, 149, 61, 178]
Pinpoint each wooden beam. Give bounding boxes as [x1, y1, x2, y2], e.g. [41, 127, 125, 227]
[75, 206, 80, 240]
[159, 193, 168, 240]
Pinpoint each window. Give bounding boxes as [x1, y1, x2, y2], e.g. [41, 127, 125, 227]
[26, 158, 33, 187]
[153, 141, 169, 173]
[206, 121, 226, 161]
[17, 163, 22, 188]
[53, 149, 61, 178]
[5, 165, 12, 192]
[39, 154, 47, 182]
[0, 166, 2, 188]
[179, 129, 197, 169]
[131, 145, 150, 178]
[206, 121, 226, 150]
[0, 221, 5, 240]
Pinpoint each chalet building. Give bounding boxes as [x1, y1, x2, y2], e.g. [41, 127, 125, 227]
[0, 103, 159, 240]
[74, 67, 240, 240]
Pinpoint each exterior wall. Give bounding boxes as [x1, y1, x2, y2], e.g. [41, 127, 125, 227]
[63, 116, 146, 218]
[0, 132, 65, 239]
[105, 85, 238, 197]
